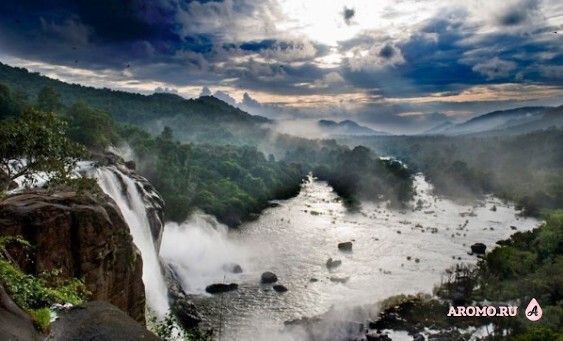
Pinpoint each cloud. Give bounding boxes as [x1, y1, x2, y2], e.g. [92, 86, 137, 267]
[313, 71, 346, 89]
[199, 86, 212, 96]
[154, 86, 178, 94]
[496, 0, 542, 27]
[0, 0, 562, 134]
[213, 90, 237, 106]
[472, 57, 517, 80]
[347, 42, 405, 71]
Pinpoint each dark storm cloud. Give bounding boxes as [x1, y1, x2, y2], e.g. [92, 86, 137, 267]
[338, 7, 563, 100]
[497, 0, 540, 26]
[379, 44, 396, 59]
[0, 0, 180, 70]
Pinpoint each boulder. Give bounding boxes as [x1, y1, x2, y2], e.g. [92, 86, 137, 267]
[124, 160, 136, 171]
[222, 263, 243, 274]
[205, 283, 238, 294]
[0, 190, 146, 323]
[413, 333, 426, 341]
[47, 301, 159, 341]
[470, 243, 487, 254]
[338, 241, 353, 252]
[164, 264, 202, 329]
[366, 333, 392, 341]
[326, 258, 342, 270]
[261, 271, 278, 284]
[0, 283, 42, 340]
[273, 284, 288, 293]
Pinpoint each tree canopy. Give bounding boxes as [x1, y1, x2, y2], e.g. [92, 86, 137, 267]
[0, 109, 85, 191]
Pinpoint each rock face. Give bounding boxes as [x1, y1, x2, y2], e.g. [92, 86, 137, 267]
[0, 283, 42, 341]
[47, 301, 159, 341]
[0, 190, 146, 324]
[470, 243, 487, 254]
[165, 263, 202, 329]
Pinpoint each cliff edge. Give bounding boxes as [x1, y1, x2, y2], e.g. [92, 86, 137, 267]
[0, 189, 146, 324]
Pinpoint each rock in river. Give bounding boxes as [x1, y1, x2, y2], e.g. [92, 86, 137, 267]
[261, 271, 278, 284]
[326, 258, 342, 270]
[273, 284, 289, 293]
[470, 243, 487, 254]
[205, 283, 238, 294]
[338, 241, 353, 251]
[222, 263, 243, 274]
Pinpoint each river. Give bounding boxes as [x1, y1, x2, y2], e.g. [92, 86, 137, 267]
[160, 174, 540, 340]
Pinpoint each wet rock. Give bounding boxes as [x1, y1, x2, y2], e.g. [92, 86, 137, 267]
[222, 263, 243, 274]
[452, 292, 466, 306]
[0, 283, 42, 340]
[470, 243, 487, 254]
[164, 264, 202, 329]
[326, 258, 342, 270]
[366, 333, 392, 341]
[173, 297, 201, 330]
[330, 276, 350, 284]
[47, 301, 159, 341]
[338, 241, 353, 252]
[413, 333, 425, 341]
[273, 284, 288, 293]
[261, 271, 278, 284]
[205, 283, 238, 294]
[124, 160, 136, 171]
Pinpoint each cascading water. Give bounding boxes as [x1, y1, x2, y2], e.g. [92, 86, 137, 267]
[94, 166, 170, 317]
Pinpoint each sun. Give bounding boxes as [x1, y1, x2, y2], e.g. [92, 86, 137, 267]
[277, 0, 388, 46]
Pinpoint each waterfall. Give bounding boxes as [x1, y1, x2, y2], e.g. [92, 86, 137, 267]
[94, 166, 170, 317]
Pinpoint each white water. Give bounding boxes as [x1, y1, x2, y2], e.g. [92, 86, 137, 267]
[94, 167, 170, 316]
[160, 174, 540, 340]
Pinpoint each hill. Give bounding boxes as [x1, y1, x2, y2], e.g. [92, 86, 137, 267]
[0, 62, 270, 144]
[318, 119, 390, 136]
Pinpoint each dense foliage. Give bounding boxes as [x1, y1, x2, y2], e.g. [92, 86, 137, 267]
[433, 211, 563, 339]
[0, 108, 86, 191]
[345, 131, 563, 216]
[120, 124, 305, 224]
[0, 236, 89, 332]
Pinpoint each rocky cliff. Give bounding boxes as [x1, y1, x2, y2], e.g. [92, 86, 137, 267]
[0, 189, 146, 324]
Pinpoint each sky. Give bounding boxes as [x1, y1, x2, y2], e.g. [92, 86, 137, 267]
[0, 0, 562, 133]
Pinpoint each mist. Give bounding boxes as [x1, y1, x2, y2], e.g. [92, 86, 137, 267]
[160, 212, 252, 294]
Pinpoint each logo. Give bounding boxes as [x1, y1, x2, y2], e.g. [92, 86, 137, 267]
[447, 305, 517, 317]
[525, 298, 542, 321]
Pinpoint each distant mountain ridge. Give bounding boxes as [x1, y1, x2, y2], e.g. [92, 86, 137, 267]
[0, 62, 269, 124]
[0, 61, 272, 144]
[422, 105, 563, 136]
[318, 119, 391, 136]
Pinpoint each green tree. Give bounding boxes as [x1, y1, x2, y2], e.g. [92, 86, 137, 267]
[0, 109, 85, 191]
[66, 101, 117, 150]
[35, 86, 60, 112]
[0, 82, 22, 121]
